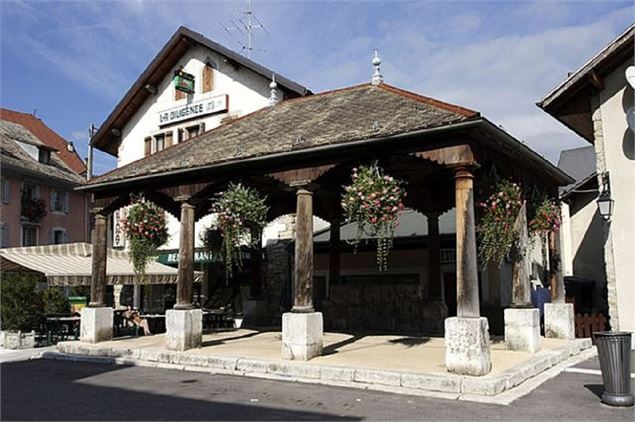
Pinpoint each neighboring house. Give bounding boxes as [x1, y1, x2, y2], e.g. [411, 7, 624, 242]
[558, 146, 606, 315]
[91, 26, 312, 252]
[538, 24, 634, 336]
[0, 108, 87, 175]
[0, 118, 88, 247]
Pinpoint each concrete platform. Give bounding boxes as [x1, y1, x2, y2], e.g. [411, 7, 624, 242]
[52, 329, 592, 399]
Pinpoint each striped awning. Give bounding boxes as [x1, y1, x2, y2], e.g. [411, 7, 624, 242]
[0, 243, 202, 286]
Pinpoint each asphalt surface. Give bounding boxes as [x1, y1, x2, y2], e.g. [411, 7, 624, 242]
[1, 355, 633, 421]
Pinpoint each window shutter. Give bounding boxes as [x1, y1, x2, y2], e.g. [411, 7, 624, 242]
[64, 232, 70, 244]
[50, 191, 57, 211]
[199, 122, 206, 134]
[202, 64, 213, 93]
[49, 228, 54, 244]
[177, 128, 184, 143]
[144, 137, 152, 157]
[1, 179, 10, 204]
[63, 192, 70, 213]
[165, 131, 173, 148]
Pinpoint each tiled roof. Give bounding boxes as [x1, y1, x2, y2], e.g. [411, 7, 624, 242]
[557, 146, 596, 183]
[89, 83, 478, 186]
[0, 108, 87, 174]
[0, 120, 85, 185]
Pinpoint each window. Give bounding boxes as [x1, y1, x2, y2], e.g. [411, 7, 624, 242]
[178, 123, 206, 142]
[50, 190, 70, 213]
[1, 179, 10, 204]
[154, 134, 165, 153]
[51, 228, 68, 245]
[38, 149, 51, 164]
[23, 182, 38, 200]
[22, 225, 37, 246]
[0, 223, 9, 247]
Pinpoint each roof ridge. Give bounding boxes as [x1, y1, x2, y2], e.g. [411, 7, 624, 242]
[377, 83, 480, 118]
[279, 83, 372, 105]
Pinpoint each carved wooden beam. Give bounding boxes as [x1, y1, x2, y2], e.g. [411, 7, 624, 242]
[414, 144, 477, 169]
[92, 194, 130, 216]
[268, 164, 335, 187]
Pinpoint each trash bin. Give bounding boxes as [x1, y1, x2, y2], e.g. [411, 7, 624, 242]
[593, 331, 633, 407]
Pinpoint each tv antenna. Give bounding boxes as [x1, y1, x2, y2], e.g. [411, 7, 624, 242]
[220, 0, 269, 59]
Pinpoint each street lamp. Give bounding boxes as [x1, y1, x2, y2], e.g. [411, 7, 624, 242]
[596, 172, 614, 221]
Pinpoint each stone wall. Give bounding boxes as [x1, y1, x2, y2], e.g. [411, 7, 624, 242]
[264, 240, 293, 325]
[323, 283, 446, 333]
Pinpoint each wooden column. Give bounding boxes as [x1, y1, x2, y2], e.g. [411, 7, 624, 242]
[427, 212, 442, 301]
[548, 229, 564, 303]
[328, 220, 341, 289]
[249, 230, 263, 298]
[454, 167, 480, 318]
[511, 202, 531, 307]
[89, 212, 108, 307]
[175, 199, 195, 309]
[293, 187, 314, 313]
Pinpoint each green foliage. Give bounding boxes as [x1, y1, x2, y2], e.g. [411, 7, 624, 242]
[212, 183, 268, 279]
[122, 199, 169, 274]
[41, 287, 70, 315]
[341, 163, 405, 271]
[0, 274, 42, 332]
[477, 179, 522, 269]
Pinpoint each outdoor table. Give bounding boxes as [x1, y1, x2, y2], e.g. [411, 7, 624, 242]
[142, 314, 166, 333]
[203, 310, 233, 329]
[46, 316, 81, 343]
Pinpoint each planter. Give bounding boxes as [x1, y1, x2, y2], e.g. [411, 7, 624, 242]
[234, 317, 244, 329]
[1, 330, 36, 350]
[593, 331, 633, 407]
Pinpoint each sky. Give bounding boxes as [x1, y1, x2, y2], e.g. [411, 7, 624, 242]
[1, 0, 633, 176]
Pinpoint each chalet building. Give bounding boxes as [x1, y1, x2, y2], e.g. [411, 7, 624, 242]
[0, 113, 88, 248]
[538, 23, 634, 340]
[88, 26, 311, 311]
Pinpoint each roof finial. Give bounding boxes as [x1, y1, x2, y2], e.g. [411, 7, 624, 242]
[371, 49, 383, 85]
[269, 73, 279, 106]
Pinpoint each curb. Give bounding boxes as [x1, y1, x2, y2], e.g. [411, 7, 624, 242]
[45, 338, 593, 403]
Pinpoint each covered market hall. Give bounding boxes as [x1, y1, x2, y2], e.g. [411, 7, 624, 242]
[77, 75, 576, 376]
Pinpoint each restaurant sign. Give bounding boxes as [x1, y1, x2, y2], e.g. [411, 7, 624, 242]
[157, 248, 250, 266]
[158, 94, 228, 126]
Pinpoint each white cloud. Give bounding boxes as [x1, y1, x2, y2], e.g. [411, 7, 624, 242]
[71, 130, 87, 142]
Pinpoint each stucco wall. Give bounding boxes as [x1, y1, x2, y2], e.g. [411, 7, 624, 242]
[114, 44, 284, 250]
[596, 60, 635, 333]
[0, 174, 88, 247]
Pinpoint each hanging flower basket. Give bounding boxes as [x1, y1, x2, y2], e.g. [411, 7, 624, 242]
[477, 179, 522, 268]
[529, 197, 561, 235]
[341, 163, 405, 271]
[211, 183, 268, 279]
[21, 195, 47, 222]
[122, 198, 169, 275]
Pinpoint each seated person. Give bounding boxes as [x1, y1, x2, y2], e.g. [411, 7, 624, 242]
[122, 306, 152, 335]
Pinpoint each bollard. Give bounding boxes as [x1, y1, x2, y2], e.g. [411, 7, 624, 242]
[593, 331, 633, 407]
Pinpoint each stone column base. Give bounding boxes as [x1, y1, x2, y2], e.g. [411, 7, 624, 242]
[166, 309, 202, 351]
[80, 307, 113, 343]
[544, 303, 575, 339]
[445, 316, 492, 376]
[282, 312, 323, 361]
[505, 308, 541, 353]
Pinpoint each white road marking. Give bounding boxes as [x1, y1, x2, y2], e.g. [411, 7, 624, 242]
[564, 367, 635, 378]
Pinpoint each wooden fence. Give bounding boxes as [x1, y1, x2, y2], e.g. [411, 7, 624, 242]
[575, 313, 608, 339]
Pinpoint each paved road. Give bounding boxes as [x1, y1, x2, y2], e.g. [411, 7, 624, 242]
[1, 355, 633, 421]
